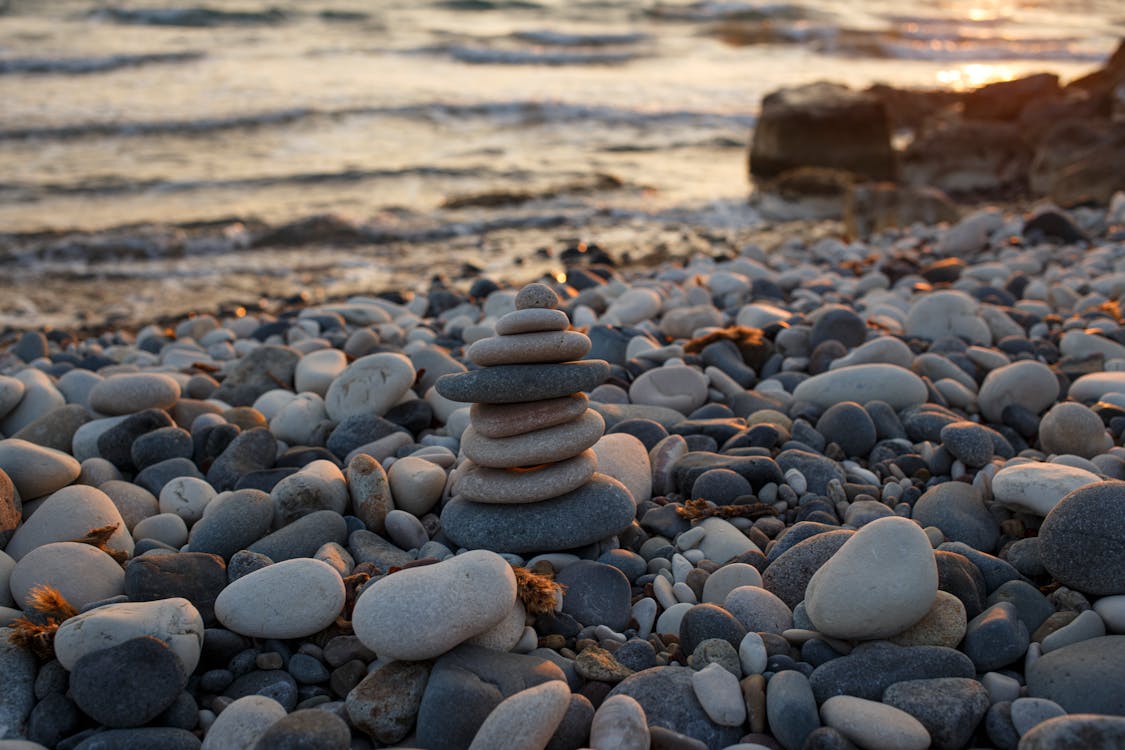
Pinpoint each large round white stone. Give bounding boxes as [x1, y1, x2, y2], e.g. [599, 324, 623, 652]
[805, 516, 938, 640]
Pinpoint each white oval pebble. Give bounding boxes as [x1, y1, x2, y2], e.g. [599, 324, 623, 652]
[589, 694, 649, 750]
[352, 549, 517, 661]
[692, 661, 746, 727]
[201, 695, 286, 750]
[468, 680, 571, 750]
[215, 558, 345, 639]
[820, 695, 930, 750]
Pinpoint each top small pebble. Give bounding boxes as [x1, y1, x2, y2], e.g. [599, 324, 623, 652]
[515, 282, 560, 310]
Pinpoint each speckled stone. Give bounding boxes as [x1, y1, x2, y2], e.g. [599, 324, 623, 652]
[515, 283, 560, 310]
[1038, 481, 1125, 596]
[1026, 636, 1125, 715]
[882, 677, 990, 750]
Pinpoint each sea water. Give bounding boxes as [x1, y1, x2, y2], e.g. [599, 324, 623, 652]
[0, 0, 1118, 326]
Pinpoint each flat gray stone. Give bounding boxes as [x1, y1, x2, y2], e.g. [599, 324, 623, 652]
[467, 330, 591, 366]
[0, 439, 81, 501]
[12, 404, 92, 453]
[912, 481, 999, 552]
[435, 361, 610, 404]
[441, 473, 635, 554]
[247, 509, 348, 562]
[809, 642, 975, 704]
[1026, 636, 1125, 715]
[460, 411, 604, 469]
[455, 451, 597, 504]
[470, 394, 589, 439]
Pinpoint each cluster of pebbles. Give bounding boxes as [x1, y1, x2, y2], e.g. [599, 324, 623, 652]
[0, 200, 1124, 750]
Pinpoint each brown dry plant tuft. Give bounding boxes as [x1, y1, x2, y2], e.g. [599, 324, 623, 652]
[69, 523, 128, 564]
[514, 566, 566, 616]
[676, 498, 779, 521]
[683, 325, 774, 371]
[7, 585, 79, 659]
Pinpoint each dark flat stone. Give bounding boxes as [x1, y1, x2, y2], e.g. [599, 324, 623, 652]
[69, 637, 188, 728]
[435, 360, 610, 404]
[124, 552, 227, 625]
[441, 474, 635, 554]
[809, 642, 974, 704]
[247, 509, 348, 562]
[188, 488, 274, 562]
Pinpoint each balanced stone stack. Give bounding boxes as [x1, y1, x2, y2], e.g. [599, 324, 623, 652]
[435, 283, 635, 554]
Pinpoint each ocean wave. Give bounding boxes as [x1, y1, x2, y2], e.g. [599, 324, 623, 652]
[0, 101, 754, 142]
[707, 20, 1107, 63]
[0, 51, 204, 76]
[0, 166, 538, 201]
[88, 5, 288, 27]
[0, 209, 584, 266]
[815, 30, 1107, 62]
[443, 45, 642, 65]
[0, 108, 315, 141]
[645, 2, 813, 22]
[432, 0, 544, 10]
[510, 30, 650, 46]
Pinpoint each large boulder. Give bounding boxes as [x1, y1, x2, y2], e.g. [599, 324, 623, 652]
[749, 82, 895, 183]
[962, 73, 1061, 121]
[901, 121, 1031, 198]
[1046, 124, 1125, 206]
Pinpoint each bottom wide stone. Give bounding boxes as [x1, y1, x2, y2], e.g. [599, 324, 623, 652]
[441, 473, 636, 554]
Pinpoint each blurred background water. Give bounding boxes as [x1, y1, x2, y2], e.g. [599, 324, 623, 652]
[1, 0, 1118, 233]
[0, 0, 1119, 327]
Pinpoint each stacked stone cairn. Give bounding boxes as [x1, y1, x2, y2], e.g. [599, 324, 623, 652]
[435, 283, 636, 554]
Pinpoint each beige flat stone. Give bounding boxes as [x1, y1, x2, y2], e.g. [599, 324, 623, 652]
[494, 308, 570, 335]
[471, 393, 589, 438]
[455, 450, 598, 503]
[461, 410, 605, 468]
[467, 330, 591, 366]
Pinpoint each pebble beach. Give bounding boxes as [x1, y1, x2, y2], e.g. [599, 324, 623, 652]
[2, 197, 1125, 750]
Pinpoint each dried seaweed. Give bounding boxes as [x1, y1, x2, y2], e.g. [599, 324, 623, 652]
[7, 585, 79, 659]
[683, 325, 774, 371]
[68, 523, 128, 564]
[676, 497, 779, 521]
[514, 566, 566, 616]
